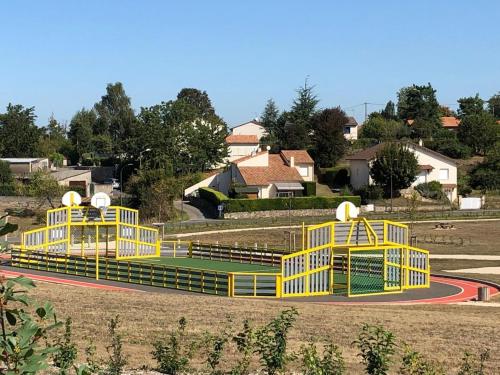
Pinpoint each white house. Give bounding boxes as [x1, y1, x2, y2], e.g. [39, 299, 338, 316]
[346, 142, 458, 202]
[225, 134, 260, 162]
[230, 119, 267, 139]
[343, 117, 360, 141]
[185, 150, 314, 199]
[225, 119, 268, 162]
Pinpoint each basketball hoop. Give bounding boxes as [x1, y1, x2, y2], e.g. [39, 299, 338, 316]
[99, 206, 108, 216]
[90, 193, 111, 221]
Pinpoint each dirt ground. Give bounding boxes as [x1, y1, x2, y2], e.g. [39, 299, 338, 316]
[28, 282, 500, 374]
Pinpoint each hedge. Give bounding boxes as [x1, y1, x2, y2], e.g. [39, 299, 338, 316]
[199, 187, 229, 205]
[301, 181, 316, 196]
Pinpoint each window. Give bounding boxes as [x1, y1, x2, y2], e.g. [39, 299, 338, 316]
[416, 171, 426, 184]
[439, 168, 449, 180]
[344, 126, 351, 134]
[298, 166, 308, 177]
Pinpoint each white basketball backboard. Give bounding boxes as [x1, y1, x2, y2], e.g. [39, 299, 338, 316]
[90, 192, 111, 209]
[62, 191, 82, 207]
[336, 201, 358, 222]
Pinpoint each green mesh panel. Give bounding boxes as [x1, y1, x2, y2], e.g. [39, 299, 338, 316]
[349, 250, 384, 295]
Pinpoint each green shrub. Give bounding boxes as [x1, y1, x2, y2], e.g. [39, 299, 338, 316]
[302, 181, 317, 196]
[224, 196, 361, 213]
[319, 167, 350, 187]
[199, 187, 229, 205]
[301, 342, 346, 375]
[415, 181, 445, 200]
[354, 324, 396, 375]
[0, 183, 17, 196]
[355, 185, 384, 204]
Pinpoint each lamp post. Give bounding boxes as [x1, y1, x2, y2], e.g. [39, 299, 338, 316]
[120, 163, 133, 206]
[139, 148, 152, 169]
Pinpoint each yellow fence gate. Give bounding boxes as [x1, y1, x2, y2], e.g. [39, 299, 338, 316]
[281, 219, 430, 298]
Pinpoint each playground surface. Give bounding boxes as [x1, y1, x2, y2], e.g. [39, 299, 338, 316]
[131, 256, 279, 273]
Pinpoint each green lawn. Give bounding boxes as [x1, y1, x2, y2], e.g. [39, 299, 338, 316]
[132, 256, 279, 273]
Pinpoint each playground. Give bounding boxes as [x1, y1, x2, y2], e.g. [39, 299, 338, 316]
[7, 192, 499, 303]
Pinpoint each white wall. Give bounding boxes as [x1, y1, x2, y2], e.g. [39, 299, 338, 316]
[231, 122, 267, 140]
[295, 163, 314, 182]
[237, 151, 269, 167]
[344, 125, 358, 141]
[227, 143, 260, 162]
[184, 170, 232, 197]
[349, 160, 371, 189]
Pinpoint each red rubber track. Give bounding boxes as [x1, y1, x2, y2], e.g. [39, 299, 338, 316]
[1, 270, 498, 304]
[1, 269, 137, 292]
[325, 276, 499, 305]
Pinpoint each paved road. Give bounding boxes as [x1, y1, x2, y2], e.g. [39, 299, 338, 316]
[173, 200, 206, 220]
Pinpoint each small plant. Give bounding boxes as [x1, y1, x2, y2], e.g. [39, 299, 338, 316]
[400, 344, 444, 375]
[53, 317, 78, 374]
[301, 341, 346, 375]
[254, 308, 298, 375]
[230, 319, 256, 375]
[152, 317, 195, 375]
[0, 275, 62, 374]
[205, 332, 229, 375]
[353, 324, 396, 375]
[102, 315, 127, 375]
[84, 340, 102, 374]
[457, 349, 490, 375]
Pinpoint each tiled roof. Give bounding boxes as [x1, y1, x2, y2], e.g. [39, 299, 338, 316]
[345, 143, 385, 161]
[441, 116, 460, 128]
[419, 164, 434, 171]
[407, 117, 461, 128]
[346, 142, 457, 164]
[225, 134, 259, 144]
[345, 117, 358, 126]
[231, 151, 268, 164]
[280, 150, 314, 164]
[238, 154, 302, 186]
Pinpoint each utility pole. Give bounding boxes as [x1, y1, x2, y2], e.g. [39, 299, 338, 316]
[364, 102, 368, 122]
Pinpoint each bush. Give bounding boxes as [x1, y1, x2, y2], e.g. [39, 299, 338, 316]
[301, 181, 316, 196]
[0, 183, 17, 196]
[198, 187, 229, 205]
[319, 167, 349, 187]
[415, 181, 445, 200]
[223, 196, 361, 213]
[355, 185, 384, 205]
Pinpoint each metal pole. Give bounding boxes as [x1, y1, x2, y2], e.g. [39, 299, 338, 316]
[390, 158, 393, 213]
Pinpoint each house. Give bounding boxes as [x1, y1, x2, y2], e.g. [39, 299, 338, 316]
[226, 134, 260, 162]
[225, 119, 268, 162]
[0, 158, 49, 175]
[346, 142, 458, 202]
[230, 119, 267, 139]
[343, 117, 360, 140]
[407, 116, 460, 131]
[185, 150, 314, 199]
[50, 168, 92, 197]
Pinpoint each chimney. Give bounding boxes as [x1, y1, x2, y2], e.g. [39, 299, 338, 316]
[418, 139, 423, 147]
[290, 156, 295, 168]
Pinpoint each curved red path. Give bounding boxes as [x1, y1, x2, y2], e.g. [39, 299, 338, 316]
[1, 270, 498, 304]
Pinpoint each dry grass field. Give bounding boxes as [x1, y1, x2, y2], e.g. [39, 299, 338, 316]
[29, 282, 500, 374]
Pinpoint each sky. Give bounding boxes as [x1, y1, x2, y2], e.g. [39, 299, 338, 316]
[1, 1, 499, 128]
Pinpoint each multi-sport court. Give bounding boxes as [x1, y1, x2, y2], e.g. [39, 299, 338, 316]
[10, 200, 432, 299]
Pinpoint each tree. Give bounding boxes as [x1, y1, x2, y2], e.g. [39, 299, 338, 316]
[94, 82, 136, 154]
[310, 108, 348, 167]
[0, 160, 13, 185]
[25, 171, 65, 208]
[360, 117, 408, 141]
[68, 108, 96, 162]
[0, 104, 41, 157]
[289, 81, 319, 131]
[457, 94, 484, 118]
[457, 112, 497, 155]
[370, 143, 419, 197]
[282, 122, 310, 150]
[487, 92, 500, 120]
[36, 115, 71, 158]
[261, 99, 280, 137]
[176, 88, 215, 118]
[380, 101, 397, 120]
[439, 105, 457, 117]
[396, 84, 441, 138]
